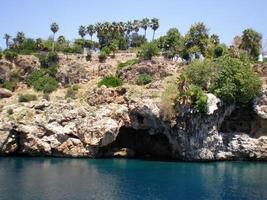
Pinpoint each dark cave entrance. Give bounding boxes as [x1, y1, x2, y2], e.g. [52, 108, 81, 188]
[101, 126, 172, 159]
[219, 105, 266, 138]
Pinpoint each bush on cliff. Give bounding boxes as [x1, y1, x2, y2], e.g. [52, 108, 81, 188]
[18, 94, 37, 102]
[185, 56, 262, 104]
[136, 74, 153, 85]
[26, 68, 58, 93]
[117, 59, 139, 70]
[98, 76, 123, 88]
[137, 42, 160, 60]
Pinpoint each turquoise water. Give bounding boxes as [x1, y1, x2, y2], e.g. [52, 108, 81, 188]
[0, 157, 267, 200]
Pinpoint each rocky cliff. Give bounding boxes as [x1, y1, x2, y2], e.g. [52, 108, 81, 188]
[0, 86, 266, 161]
[0, 54, 267, 161]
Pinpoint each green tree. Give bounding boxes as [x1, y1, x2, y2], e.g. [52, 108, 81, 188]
[79, 25, 87, 39]
[185, 22, 209, 56]
[141, 18, 150, 39]
[50, 22, 59, 52]
[57, 35, 66, 44]
[87, 25, 95, 41]
[4, 34, 11, 49]
[158, 28, 183, 58]
[16, 32, 25, 48]
[150, 18, 159, 40]
[240, 28, 262, 60]
[35, 38, 44, 50]
[138, 41, 160, 60]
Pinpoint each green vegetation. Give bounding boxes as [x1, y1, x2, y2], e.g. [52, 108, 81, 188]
[7, 108, 13, 115]
[138, 42, 160, 60]
[98, 76, 123, 88]
[18, 94, 37, 102]
[4, 51, 18, 61]
[160, 83, 177, 120]
[185, 56, 262, 104]
[0, 71, 20, 91]
[0, 52, 3, 59]
[158, 28, 183, 59]
[213, 56, 261, 104]
[117, 59, 139, 70]
[86, 51, 92, 61]
[65, 85, 79, 99]
[136, 74, 153, 85]
[26, 69, 58, 93]
[240, 28, 262, 60]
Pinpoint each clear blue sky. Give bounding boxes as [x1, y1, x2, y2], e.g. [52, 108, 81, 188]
[0, 0, 267, 49]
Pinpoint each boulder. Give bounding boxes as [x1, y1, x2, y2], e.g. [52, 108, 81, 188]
[0, 88, 12, 98]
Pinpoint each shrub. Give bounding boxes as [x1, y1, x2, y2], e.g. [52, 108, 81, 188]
[185, 59, 220, 90]
[18, 94, 37, 102]
[214, 44, 228, 58]
[136, 74, 153, 85]
[98, 76, 123, 88]
[65, 85, 79, 99]
[190, 86, 208, 113]
[137, 42, 160, 60]
[117, 59, 139, 70]
[130, 33, 147, 47]
[26, 70, 58, 93]
[101, 46, 111, 55]
[4, 51, 18, 61]
[212, 56, 261, 104]
[0, 52, 3, 59]
[1, 80, 18, 91]
[86, 51, 92, 61]
[98, 51, 108, 63]
[7, 108, 13, 115]
[160, 84, 177, 121]
[39, 52, 59, 68]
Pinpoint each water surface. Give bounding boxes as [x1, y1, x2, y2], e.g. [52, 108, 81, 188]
[0, 157, 266, 200]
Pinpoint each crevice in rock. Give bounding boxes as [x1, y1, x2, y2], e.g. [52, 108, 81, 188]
[100, 126, 172, 159]
[219, 105, 267, 138]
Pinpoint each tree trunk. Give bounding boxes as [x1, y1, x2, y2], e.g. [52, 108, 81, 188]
[144, 29, 147, 39]
[52, 33, 55, 52]
[152, 30, 155, 41]
[6, 40, 8, 49]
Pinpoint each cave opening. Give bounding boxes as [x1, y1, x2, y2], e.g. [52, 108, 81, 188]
[101, 126, 172, 159]
[219, 105, 266, 138]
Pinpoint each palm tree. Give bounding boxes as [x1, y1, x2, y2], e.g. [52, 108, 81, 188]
[133, 20, 140, 33]
[150, 18, 159, 40]
[35, 38, 44, 50]
[125, 21, 133, 36]
[95, 22, 103, 36]
[4, 34, 11, 49]
[79, 25, 87, 39]
[87, 25, 95, 41]
[118, 22, 125, 36]
[141, 18, 150, 39]
[16, 32, 25, 47]
[50, 22, 59, 51]
[102, 22, 111, 34]
[57, 35, 66, 44]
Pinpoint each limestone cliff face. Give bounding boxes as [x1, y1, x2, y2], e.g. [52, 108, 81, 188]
[0, 88, 267, 161]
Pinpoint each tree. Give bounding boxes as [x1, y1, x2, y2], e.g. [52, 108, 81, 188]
[125, 21, 133, 36]
[87, 25, 95, 41]
[150, 18, 159, 40]
[137, 41, 160, 60]
[109, 40, 119, 58]
[4, 34, 11, 49]
[185, 22, 209, 56]
[79, 25, 87, 39]
[35, 38, 44, 50]
[240, 28, 262, 60]
[50, 22, 59, 51]
[133, 20, 140, 33]
[210, 34, 220, 46]
[57, 35, 66, 44]
[158, 28, 183, 58]
[141, 18, 150, 39]
[16, 32, 25, 48]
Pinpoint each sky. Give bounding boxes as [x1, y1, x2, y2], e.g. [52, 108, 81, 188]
[0, 0, 267, 49]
